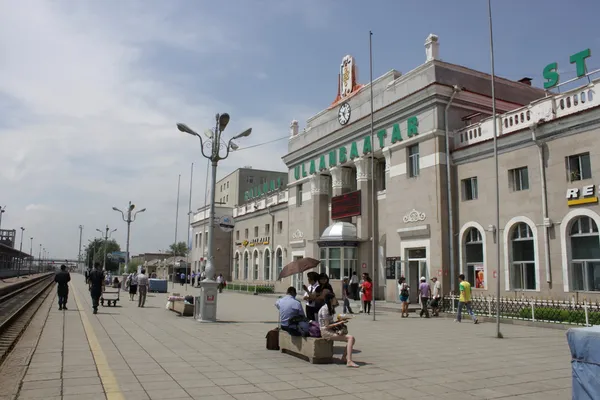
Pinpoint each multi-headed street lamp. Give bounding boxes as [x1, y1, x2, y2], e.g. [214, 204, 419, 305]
[177, 113, 251, 322]
[96, 226, 117, 271]
[113, 201, 146, 274]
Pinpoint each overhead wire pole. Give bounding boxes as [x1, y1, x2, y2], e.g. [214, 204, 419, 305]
[78, 225, 83, 274]
[488, 0, 503, 339]
[173, 174, 181, 287]
[186, 163, 194, 291]
[369, 30, 377, 321]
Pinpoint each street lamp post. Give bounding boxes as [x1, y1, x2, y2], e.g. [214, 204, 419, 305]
[113, 201, 146, 275]
[38, 244, 42, 273]
[177, 114, 251, 322]
[0, 205, 5, 230]
[96, 226, 117, 271]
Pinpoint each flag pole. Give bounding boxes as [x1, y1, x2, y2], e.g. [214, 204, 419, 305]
[186, 163, 194, 291]
[174, 174, 181, 288]
[369, 30, 377, 322]
[488, 0, 503, 339]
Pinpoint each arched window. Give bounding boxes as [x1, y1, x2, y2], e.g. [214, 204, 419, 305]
[276, 248, 283, 279]
[253, 250, 259, 280]
[510, 223, 536, 290]
[264, 249, 271, 281]
[243, 252, 249, 280]
[569, 216, 600, 292]
[234, 253, 239, 280]
[464, 228, 484, 288]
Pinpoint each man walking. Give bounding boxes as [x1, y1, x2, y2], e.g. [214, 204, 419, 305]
[54, 264, 71, 310]
[430, 277, 442, 316]
[418, 276, 430, 318]
[88, 263, 105, 315]
[137, 268, 149, 307]
[180, 272, 185, 286]
[455, 274, 478, 324]
[349, 272, 359, 301]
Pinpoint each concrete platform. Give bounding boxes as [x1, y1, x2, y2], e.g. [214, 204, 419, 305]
[0, 273, 49, 290]
[0, 275, 572, 400]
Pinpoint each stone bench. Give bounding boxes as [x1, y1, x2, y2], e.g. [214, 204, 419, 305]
[169, 301, 194, 316]
[278, 331, 334, 364]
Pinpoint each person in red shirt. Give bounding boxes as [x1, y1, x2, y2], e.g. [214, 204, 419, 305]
[360, 273, 373, 315]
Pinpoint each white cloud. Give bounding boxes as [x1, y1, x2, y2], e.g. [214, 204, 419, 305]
[0, 1, 318, 258]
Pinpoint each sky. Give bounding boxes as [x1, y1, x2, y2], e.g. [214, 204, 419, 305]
[1, 0, 599, 259]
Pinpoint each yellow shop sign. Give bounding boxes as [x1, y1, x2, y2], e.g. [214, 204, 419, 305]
[566, 184, 599, 206]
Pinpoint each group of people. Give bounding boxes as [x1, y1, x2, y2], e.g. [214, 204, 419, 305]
[275, 271, 360, 368]
[178, 271, 226, 292]
[125, 270, 149, 307]
[397, 274, 478, 323]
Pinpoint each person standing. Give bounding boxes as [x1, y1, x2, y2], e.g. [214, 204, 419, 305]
[342, 277, 354, 314]
[349, 272, 359, 301]
[137, 268, 149, 308]
[54, 264, 71, 310]
[88, 263, 105, 315]
[180, 272, 185, 286]
[302, 272, 320, 321]
[455, 274, 478, 324]
[398, 277, 410, 318]
[128, 272, 138, 301]
[418, 277, 431, 318]
[360, 273, 373, 315]
[200, 269, 206, 281]
[430, 277, 442, 317]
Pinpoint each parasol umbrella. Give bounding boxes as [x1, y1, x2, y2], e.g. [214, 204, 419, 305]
[277, 257, 320, 280]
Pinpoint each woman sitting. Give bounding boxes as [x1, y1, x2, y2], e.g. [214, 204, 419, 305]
[112, 277, 121, 289]
[318, 293, 359, 368]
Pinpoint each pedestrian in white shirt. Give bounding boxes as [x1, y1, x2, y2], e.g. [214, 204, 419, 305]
[430, 277, 442, 317]
[137, 269, 149, 308]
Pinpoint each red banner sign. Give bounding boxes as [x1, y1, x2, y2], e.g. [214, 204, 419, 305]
[331, 190, 361, 220]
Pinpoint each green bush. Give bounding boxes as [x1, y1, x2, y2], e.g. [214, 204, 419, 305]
[518, 307, 600, 325]
[255, 286, 274, 294]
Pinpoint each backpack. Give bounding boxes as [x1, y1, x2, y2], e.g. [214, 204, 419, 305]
[266, 328, 280, 350]
[400, 284, 409, 297]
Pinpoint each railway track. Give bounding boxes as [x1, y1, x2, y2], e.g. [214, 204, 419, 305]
[0, 274, 55, 365]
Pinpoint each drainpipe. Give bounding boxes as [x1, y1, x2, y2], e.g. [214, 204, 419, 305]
[445, 85, 461, 293]
[531, 123, 552, 284]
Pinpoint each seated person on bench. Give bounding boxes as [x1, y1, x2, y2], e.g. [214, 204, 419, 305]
[275, 287, 306, 336]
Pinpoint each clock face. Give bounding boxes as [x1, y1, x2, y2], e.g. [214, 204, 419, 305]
[338, 103, 351, 125]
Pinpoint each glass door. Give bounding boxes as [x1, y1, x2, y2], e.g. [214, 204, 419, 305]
[406, 248, 427, 303]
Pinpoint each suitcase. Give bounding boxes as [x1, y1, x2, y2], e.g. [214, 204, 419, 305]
[266, 328, 280, 350]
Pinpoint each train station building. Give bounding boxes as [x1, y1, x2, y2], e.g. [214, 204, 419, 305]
[230, 35, 600, 301]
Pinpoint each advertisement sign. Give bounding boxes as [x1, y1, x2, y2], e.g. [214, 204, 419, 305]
[108, 252, 127, 263]
[475, 265, 485, 289]
[331, 190, 361, 220]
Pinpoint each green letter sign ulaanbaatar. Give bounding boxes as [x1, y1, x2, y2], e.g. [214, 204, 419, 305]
[543, 48, 592, 89]
[293, 115, 419, 180]
[244, 178, 284, 201]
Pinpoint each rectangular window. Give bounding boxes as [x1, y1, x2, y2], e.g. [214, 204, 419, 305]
[408, 144, 419, 178]
[226, 195, 228, 202]
[227, 181, 229, 189]
[328, 248, 341, 280]
[509, 167, 529, 191]
[254, 226, 258, 238]
[244, 229, 248, 239]
[511, 263, 536, 290]
[247, 175, 254, 184]
[204, 233, 208, 246]
[260, 176, 267, 184]
[296, 184, 303, 207]
[376, 159, 386, 191]
[461, 177, 478, 201]
[265, 224, 270, 236]
[198, 233, 202, 248]
[566, 152, 592, 182]
[235, 230, 239, 241]
[277, 221, 283, 234]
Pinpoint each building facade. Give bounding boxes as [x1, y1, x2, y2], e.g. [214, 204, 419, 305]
[453, 75, 600, 300]
[231, 190, 290, 290]
[190, 205, 234, 279]
[216, 167, 288, 208]
[281, 34, 545, 301]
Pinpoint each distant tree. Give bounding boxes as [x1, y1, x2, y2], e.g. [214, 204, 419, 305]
[84, 239, 121, 272]
[127, 260, 141, 274]
[168, 241, 189, 257]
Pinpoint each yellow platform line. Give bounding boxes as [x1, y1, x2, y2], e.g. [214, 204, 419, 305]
[72, 284, 124, 400]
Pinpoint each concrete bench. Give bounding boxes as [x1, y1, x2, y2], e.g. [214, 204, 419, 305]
[278, 331, 334, 364]
[169, 301, 194, 316]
